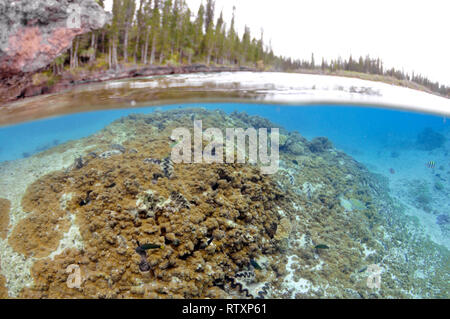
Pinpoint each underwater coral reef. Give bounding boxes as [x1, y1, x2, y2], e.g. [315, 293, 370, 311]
[0, 108, 448, 299]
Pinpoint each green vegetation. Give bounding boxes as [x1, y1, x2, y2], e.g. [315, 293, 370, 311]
[60, 0, 274, 72]
[46, 0, 448, 98]
[31, 70, 60, 87]
[284, 55, 449, 97]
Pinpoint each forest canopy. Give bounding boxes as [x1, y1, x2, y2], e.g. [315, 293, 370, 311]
[57, 0, 449, 98]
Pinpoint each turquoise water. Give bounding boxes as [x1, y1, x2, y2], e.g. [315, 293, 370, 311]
[0, 102, 448, 298]
[0, 103, 448, 162]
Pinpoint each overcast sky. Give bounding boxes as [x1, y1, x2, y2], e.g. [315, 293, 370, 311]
[104, 0, 450, 85]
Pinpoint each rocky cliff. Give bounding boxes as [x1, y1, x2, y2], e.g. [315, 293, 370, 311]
[0, 0, 110, 103]
[0, 0, 110, 77]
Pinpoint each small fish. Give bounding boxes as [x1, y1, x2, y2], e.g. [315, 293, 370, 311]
[358, 266, 368, 273]
[292, 159, 299, 165]
[250, 258, 262, 270]
[140, 243, 163, 250]
[79, 190, 92, 206]
[426, 161, 436, 169]
[389, 168, 395, 174]
[314, 244, 329, 249]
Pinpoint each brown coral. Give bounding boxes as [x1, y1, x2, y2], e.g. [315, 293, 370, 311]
[0, 273, 8, 299]
[8, 173, 71, 258]
[7, 108, 446, 299]
[0, 198, 11, 239]
[15, 113, 288, 298]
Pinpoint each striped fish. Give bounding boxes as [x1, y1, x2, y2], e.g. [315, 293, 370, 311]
[426, 161, 436, 169]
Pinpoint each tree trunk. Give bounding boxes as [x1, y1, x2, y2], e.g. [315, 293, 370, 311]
[101, 30, 106, 54]
[108, 42, 112, 68]
[206, 47, 213, 65]
[150, 34, 156, 65]
[142, 28, 150, 64]
[111, 36, 118, 70]
[75, 40, 79, 68]
[89, 32, 96, 64]
[134, 27, 140, 64]
[123, 27, 129, 63]
[70, 39, 79, 69]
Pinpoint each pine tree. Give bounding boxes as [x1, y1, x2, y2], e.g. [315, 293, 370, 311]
[149, 0, 161, 65]
[205, 0, 215, 31]
[134, 0, 145, 63]
[122, 0, 136, 63]
[214, 11, 225, 64]
[227, 6, 236, 64]
[193, 3, 205, 59]
[109, 0, 121, 69]
[159, 0, 173, 63]
[241, 26, 251, 64]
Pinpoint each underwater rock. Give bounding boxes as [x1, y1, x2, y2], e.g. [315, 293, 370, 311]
[434, 182, 444, 191]
[416, 128, 446, 151]
[436, 214, 449, 226]
[308, 137, 334, 153]
[0, 198, 10, 239]
[436, 214, 450, 237]
[71, 156, 88, 170]
[407, 180, 432, 211]
[274, 217, 292, 250]
[390, 151, 400, 158]
[282, 132, 308, 155]
[135, 190, 165, 219]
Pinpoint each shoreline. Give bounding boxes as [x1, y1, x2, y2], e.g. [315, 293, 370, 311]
[288, 68, 449, 99]
[1, 64, 448, 107]
[0, 64, 259, 105]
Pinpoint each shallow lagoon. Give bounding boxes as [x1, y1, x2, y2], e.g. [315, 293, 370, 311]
[0, 73, 448, 298]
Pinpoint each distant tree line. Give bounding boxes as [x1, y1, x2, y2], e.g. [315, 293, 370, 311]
[50, 0, 448, 98]
[279, 54, 449, 97]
